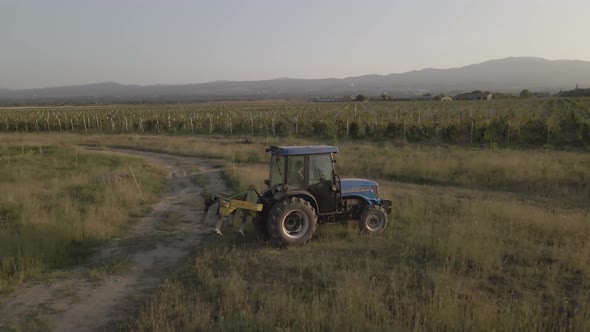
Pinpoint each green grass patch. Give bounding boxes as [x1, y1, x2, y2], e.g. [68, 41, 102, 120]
[189, 173, 209, 188]
[0, 145, 165, 292]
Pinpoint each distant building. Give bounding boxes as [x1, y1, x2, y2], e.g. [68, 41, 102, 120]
[454, 92, 493, 100]
[441, 96, 453, 101]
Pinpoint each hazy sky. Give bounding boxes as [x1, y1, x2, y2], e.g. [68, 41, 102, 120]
[2, 0, 590, 89]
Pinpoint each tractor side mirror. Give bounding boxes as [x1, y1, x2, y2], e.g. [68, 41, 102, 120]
[264, 179, 270, 187]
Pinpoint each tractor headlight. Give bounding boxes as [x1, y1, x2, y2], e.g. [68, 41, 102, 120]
[371, 185, 380, 199]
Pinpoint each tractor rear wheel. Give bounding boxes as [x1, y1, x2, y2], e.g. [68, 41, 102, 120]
[359, 205, 388, 235]
[268, 197, 318, 247]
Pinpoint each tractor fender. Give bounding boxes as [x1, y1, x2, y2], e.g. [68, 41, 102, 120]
[344, 195, 391, 218]
[344, 194, 380, 206]
[273, 190, 320, 214]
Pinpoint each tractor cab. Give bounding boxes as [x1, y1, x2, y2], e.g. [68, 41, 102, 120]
[265, 145, 339, 214]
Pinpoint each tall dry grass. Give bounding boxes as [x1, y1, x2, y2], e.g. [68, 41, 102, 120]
[1, 133, 589, 328]
[336, 141, 590, 202]
[3, 133, 588, 202]
[129, 150, 590, 331]
[93, 134, 590, 201]
[0, 145, 163, 292]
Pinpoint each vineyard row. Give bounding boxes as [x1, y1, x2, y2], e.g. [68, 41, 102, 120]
[1, 99, 589, 146]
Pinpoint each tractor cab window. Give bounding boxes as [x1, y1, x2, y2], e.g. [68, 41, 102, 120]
[309, 154, 334, 185]
[269, 155, 286, 187]
[286, 155, 305, 189]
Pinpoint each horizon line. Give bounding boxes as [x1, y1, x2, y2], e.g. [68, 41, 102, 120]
[2, 56, 588, 91]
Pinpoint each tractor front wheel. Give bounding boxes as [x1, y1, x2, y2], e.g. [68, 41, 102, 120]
[268, 197, 318, 247]
[359, 205, 388, 235]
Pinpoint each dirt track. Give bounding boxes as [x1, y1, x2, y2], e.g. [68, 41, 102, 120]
[0, 149, 230, 331]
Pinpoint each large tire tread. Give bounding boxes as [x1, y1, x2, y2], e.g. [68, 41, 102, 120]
[359, 205, 388, 235]
[268, 197, 318, 247]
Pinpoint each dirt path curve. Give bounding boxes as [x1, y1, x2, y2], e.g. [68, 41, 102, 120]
[0, 149, 231, 331]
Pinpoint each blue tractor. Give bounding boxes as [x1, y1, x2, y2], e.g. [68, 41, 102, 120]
[255, 145, 392, 247]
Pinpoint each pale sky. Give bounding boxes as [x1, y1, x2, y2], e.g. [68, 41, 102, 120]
[1, 0, 590, 89]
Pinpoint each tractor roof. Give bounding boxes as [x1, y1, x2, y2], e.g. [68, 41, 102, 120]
[269, 145, 338, 156]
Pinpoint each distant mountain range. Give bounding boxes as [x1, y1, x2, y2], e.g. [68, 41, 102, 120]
[1, 57, 589, 103]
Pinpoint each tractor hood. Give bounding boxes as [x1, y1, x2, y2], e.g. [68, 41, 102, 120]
[340, 178, 380, 201]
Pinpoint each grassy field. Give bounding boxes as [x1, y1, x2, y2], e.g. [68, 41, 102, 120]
[127, 160, 590, 331]
[80, 134, 586, 330]
[0, 125, 589, 330]
[0, 142, 164, 292]
[4, 132, 589, 203]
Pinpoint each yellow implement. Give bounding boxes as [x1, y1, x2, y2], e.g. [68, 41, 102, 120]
[205, 186, 263, 217]
[203, 185, 263, 235]
[218, 197, 263, 217]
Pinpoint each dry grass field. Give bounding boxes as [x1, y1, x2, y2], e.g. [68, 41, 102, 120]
[123, 136, 590, 331]
[0, 117, 589, 330]
[0, 140, 164, 293]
